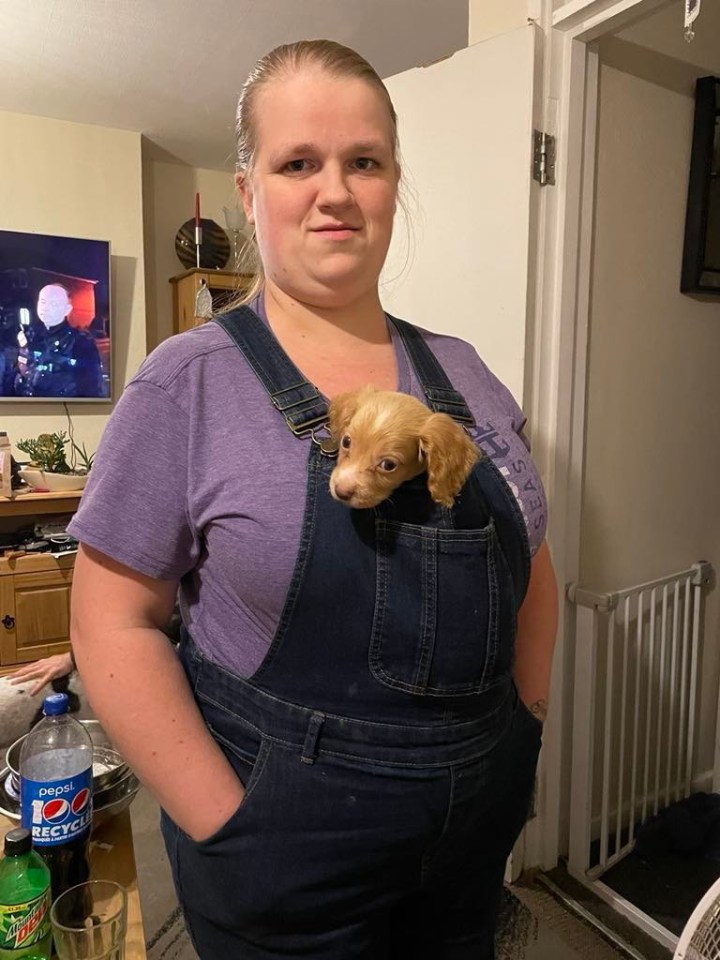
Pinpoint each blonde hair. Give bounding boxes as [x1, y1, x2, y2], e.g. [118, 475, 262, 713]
[228, 39, 402, 307]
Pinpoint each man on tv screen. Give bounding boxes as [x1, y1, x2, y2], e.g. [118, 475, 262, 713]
[14, 283, 105, 398]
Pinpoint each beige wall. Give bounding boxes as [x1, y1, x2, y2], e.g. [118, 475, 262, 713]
[581, 57, 720, 776]
[0, 111, 146, 462]
[468, 0, 531, 43]
[142, 154, 249, 349]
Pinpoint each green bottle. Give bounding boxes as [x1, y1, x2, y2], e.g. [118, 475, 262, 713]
[0, 829, 51, 960]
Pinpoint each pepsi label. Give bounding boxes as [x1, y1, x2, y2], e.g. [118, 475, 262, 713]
[20, 770, 92, 846]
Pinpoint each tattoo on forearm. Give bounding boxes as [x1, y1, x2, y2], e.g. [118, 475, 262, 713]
[530, 699, 548, 723]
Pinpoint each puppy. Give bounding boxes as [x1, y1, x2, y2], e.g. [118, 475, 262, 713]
[328, 386, 480, 509]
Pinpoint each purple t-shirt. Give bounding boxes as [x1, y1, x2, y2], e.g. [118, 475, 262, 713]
[69, 304, 547, 676]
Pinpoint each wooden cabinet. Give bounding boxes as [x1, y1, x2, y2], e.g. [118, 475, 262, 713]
[169, 268, 254, 335]
[0, 554, 74, 668]
[0, 491, 81, 673]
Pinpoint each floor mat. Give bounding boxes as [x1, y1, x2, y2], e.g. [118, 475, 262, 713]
[601, 849, 720, 935]
[146, 907, 198, 960]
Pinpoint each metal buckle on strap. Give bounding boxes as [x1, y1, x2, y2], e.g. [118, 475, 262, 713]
[270, 383, 323, 413]
[288, 417, 339, 457]
[288, 414, 329, 438]
[311, 427, 339, 457]
[433, 401, 476, 426]
[447, 409, 476, 425]
[425, 387, 475, 424]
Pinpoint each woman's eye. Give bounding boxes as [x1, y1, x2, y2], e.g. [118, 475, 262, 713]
[341, 435, 352, 450]
[283, 159, 309, 174]
[353, 157, 377, 172]
[379, 458, 397, 472]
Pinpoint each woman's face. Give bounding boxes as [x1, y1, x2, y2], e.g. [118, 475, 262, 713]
[237, 69, 400, 307]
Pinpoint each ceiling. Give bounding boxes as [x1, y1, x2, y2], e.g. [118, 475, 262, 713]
[0, 0, 469, 171]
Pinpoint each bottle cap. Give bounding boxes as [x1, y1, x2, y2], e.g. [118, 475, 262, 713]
[4, 827, 31, 856]
[42, 692, 70, 716]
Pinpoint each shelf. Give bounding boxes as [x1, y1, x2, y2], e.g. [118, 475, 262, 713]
[0, 551, 76, 575]
[0, 490, 83, 518]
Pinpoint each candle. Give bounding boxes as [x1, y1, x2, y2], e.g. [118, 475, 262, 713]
[194, 193, 202, 268]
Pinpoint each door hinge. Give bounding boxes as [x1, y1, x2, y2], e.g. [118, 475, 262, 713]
[533, 130, 556, 186]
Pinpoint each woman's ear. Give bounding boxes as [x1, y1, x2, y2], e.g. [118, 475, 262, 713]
[235, 171, 255, 225]
[328, 387, 375, 441]
[419, 414, 480, 507]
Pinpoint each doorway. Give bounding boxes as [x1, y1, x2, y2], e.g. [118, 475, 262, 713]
[544, 0, 720, 949]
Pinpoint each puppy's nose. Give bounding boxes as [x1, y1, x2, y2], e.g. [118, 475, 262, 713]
[333, 481, 356, 502]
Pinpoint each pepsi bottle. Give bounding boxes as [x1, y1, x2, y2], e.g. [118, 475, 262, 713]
[18, 694, 92, 901]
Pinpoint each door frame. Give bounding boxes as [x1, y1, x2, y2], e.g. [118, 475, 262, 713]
[523, 0, 675, 870]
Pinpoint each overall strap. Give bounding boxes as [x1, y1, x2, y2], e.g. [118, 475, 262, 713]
[214, 307, 329, 438]
[389, 316, 475, 426]
[390, 316, 530, 602]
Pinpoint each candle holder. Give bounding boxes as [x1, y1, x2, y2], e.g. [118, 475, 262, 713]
[174, 218, 230, 270]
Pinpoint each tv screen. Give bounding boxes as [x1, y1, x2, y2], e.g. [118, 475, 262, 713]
[0, 229, 111, 402]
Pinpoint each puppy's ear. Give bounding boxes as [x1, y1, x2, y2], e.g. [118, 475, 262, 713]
[419, 414, 480, 507]
[328, 386, 375, 440]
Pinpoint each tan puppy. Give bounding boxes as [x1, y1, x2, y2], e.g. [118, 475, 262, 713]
[328, 386, 480, 509]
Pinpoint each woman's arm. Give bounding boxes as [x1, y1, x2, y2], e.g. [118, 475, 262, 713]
[513, 540, 559, 723]
[70, 543, 245, 841]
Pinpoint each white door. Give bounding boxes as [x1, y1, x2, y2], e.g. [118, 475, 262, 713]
[380, 25, 544, 879]
[382, 24, 542, 405]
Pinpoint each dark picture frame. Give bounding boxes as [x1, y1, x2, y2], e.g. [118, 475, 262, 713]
[681, 76, 720, 295]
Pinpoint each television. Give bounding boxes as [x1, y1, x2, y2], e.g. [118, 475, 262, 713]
[681, 76, 720, 295]
[0, 228, 111, 401]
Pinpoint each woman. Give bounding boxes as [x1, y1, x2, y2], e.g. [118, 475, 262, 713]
[69, 40, 558, 959]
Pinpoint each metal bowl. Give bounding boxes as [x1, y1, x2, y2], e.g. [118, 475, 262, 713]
[91, 772, 142, 832]
[5, 719, 128, 795]
[0, 764, 140, 833]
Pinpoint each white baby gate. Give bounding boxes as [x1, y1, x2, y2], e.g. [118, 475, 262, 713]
[567, 561, 715, 949]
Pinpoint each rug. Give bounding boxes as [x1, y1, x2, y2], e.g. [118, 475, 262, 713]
[146, 907, 198, 960]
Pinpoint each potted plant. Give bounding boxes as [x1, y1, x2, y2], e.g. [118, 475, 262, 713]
[16, 431, 94, 492]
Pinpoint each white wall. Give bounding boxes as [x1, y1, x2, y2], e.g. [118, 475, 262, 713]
[581, 53, 720, 778]
[142, 153, 247, 349]
[0, 111, 146, 463]
[382, 27, 539, 404]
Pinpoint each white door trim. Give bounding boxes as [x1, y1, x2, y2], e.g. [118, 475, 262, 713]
[524, 0, 672, 869]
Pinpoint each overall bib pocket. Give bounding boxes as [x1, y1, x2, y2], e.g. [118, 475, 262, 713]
[370, 518, 499, 696]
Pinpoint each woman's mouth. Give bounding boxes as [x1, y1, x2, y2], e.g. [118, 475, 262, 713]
[312, 224, 360, 240]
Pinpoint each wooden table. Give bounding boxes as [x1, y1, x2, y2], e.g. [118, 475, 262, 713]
[0, 809, 147, 959]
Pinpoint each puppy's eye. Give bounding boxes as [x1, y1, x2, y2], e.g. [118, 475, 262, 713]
[341, 435, 351, 450]
[379, 459, 397, 472]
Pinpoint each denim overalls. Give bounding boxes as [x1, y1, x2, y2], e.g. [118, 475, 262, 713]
[161, 307, 542, 960]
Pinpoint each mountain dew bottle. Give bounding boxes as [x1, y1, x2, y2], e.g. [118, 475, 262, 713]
[0, 829, 51, 959]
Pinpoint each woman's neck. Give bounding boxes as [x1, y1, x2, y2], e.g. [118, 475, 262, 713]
[263, 281, 390, 347]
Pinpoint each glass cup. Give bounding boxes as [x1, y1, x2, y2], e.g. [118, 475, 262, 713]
[50, 880, 128, 960]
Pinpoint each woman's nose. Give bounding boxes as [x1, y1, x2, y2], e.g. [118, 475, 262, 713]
[316, 166, 354, 209]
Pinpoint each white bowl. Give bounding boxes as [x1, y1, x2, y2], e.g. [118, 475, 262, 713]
[19, 468, 88, 492]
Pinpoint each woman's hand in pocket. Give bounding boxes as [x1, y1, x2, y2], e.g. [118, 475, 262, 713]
[186, 779, 246, 842]
[522, 697, 547, 725]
